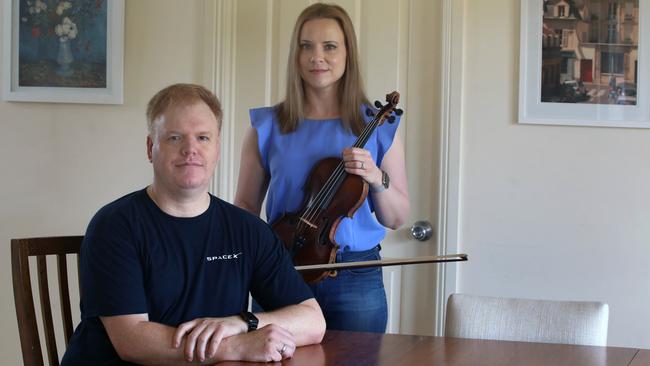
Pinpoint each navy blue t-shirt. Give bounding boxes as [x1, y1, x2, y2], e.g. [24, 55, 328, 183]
[61, 189, 313, 365]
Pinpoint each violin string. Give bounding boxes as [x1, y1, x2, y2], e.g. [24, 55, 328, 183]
[301, 109, 386, 222]
[303, 116, 378, 219]
[303, 124, 375, 224]
[298, 111, 387, 228]
[296, 99, 397, 231]
[296, 122, 375, 231]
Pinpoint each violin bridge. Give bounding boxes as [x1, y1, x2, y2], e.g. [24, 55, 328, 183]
[299, 217, 317, 229]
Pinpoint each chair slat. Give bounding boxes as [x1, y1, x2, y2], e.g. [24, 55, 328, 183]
[37, 256, 60, 366]
[76, 255, 82, 298]
[11, 240, 44, 366]
[57, 254, 74, 345]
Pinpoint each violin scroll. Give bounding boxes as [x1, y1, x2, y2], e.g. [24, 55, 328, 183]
[367, 91, 403, 123]
[372, 91, 403, 125]
[385, 91, 400, 106]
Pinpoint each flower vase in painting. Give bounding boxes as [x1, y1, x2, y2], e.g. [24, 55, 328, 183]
[56, 37, 73, 76]
[55, 16, 78, 76]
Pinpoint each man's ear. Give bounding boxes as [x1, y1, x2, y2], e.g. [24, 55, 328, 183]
[146, 135, 153, 162]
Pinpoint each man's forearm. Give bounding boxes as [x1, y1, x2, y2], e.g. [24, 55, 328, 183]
[255, 298, 326, 346]
[105, 319, 224, 365]
[105, 316, 304, 364]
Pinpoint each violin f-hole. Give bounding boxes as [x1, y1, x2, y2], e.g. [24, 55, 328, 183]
[317, 217, 331, 246]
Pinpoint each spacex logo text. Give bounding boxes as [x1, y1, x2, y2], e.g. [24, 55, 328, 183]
[206, 252, 243, 261]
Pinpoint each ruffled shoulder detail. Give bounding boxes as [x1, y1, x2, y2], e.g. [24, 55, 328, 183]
[249, 106, 277, 171]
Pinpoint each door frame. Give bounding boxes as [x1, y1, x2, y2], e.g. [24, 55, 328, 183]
[205, 0, 464, 336]
[434, 0, 463, 336]
[205, 0, 237, 202]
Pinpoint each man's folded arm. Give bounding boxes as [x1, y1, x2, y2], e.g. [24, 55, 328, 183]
[102, 313, 237, 365]
[101, 298, 324, 365]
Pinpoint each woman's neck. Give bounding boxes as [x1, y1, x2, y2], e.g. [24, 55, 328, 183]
[304, 87, 340, 119]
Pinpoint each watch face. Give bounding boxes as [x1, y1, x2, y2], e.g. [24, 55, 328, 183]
[382, 170, 390, 189]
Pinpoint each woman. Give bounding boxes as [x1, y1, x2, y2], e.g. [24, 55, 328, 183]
[234, 3, 409, 333]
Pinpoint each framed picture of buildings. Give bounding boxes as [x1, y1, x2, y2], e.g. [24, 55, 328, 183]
[519, 0, 650, 128]
[2, 0, 124, 104]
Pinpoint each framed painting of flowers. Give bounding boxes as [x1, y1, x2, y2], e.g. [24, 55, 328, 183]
[2, 0, 124, 104]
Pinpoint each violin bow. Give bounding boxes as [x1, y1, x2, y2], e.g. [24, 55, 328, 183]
[295, 253, 468, 271]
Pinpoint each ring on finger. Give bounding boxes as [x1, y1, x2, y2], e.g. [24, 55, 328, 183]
[361, 162, 365, 169]
[280, 344, 287, 354]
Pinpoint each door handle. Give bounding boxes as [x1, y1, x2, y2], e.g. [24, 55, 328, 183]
[410, 220, 433, 242]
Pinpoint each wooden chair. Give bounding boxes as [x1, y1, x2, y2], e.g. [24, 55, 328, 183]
[11, 236, 84, 366]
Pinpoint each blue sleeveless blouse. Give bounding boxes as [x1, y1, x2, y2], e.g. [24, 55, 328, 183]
[250, 106, 401, 252]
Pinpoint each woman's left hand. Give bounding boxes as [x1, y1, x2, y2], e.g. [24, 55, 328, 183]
[342, 147, 382, 187]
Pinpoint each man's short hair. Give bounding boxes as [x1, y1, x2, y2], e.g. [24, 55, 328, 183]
[146, 83, 223, 135]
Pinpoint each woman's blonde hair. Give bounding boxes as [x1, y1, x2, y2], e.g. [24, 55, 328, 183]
[277, 3, 369, 135]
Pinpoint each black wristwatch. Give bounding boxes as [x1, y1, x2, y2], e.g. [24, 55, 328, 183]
[381, 170, 390, 190]
[371, 170, 390, 193]
[239, 311, 259, 332]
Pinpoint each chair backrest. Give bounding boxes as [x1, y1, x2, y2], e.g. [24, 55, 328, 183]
[11, 236, 83, 366]
[445, 293, 609, 346]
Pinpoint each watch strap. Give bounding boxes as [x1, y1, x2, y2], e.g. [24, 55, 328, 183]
[239, 311, 259, 332]
[371, 170, 389, 193]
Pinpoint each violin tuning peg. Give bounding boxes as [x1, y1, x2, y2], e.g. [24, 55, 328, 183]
[394, 108, 403, 116]
[365, 108, 375, 117]
[387, 116, 396, 123]
[374, 100, 383, 108]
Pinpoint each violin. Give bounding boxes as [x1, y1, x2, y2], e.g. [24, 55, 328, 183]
[272, 91, 403, 283]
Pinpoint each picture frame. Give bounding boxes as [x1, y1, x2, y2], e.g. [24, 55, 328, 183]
[2, 0, 124, 104]
[519, 0, 650, 128]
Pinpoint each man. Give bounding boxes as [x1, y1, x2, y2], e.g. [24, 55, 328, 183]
[61, 84, 325, 365]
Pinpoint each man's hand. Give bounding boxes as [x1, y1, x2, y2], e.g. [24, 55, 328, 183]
[228, 324, 296, 363]
[172, 316, 246, 362]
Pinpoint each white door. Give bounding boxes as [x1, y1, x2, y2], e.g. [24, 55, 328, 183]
[208, 0, 447, 336]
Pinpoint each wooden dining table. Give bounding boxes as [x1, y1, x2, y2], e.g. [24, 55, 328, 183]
[220, 330, 648, 366]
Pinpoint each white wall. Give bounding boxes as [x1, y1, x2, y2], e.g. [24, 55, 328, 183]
[456, 0, 650, 348]
[0, 1, 212, 364]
